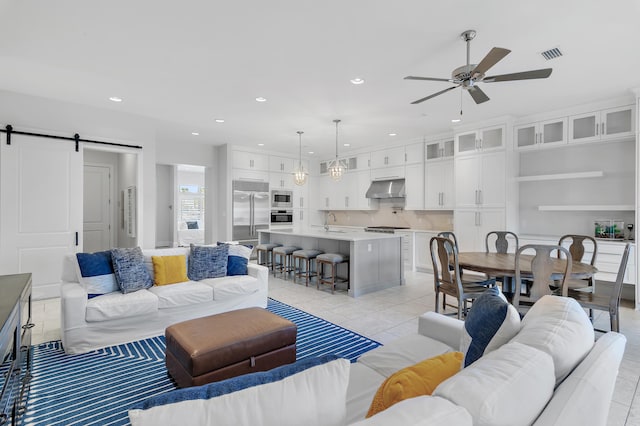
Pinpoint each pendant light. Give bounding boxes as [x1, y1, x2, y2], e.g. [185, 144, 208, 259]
[327, 119, 347, 181]
[292, 131, 308, 186]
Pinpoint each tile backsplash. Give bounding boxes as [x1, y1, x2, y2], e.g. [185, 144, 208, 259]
[326, 202, 453, 231]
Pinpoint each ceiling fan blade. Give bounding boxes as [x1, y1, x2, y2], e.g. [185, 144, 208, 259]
[410, 85, 458, 104]
[472, 47, 511, 76]
[467, 85, 490, 104]
[483, 68, 553, 82]
[404, 76, 456, 83]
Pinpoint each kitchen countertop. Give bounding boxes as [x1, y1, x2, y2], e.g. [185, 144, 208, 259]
[259, 228, 401, 242]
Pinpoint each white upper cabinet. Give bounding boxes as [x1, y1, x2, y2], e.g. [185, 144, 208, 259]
[269, 156, 294, 173]
[355, 169, 376, 210]
[269, 172, 291, 190]
[455, 151, 505, 209]
[370, 146, 405, 169]
[455, 125, 505, 156]
[425, 138, 454, 161]
[371, 165, 405, 180]
[233, 150, 269, 171]
[425, 159, 454, 210]
[404, 163, 424, 210]
[514, 118, 567, 150]
[404, 143, 424, 165]
[569, 105, 635, 144]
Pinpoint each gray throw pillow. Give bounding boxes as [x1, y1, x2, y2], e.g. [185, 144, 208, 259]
[188, 244, 229, 281]
[111, 247, 154, 293]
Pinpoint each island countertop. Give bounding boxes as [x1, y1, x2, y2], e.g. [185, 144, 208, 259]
[258, 228, 403, 297]
[259, 228, 401, 242]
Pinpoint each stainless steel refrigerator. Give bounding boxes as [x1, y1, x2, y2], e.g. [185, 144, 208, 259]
[232, 180, 270, 246]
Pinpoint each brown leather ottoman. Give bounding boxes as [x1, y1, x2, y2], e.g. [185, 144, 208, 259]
[165, 307, 297, 388]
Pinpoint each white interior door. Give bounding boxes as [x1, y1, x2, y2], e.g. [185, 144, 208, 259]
[0, 134, 83, 299]
[83, 164, 112, 252]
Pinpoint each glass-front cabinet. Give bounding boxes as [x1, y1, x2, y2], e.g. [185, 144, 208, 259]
[514, 118, 567, 150]
[425, 138, 454, 161]
[455, 125, 504, 155]
[569, 105, 635, 144]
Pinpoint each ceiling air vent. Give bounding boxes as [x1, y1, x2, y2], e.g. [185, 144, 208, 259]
[540, 47, 563, 61]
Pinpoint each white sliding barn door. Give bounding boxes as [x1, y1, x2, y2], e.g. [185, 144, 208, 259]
[0, 133, 83, 299]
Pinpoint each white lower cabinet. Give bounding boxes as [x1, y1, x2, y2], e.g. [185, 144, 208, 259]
[414, 231, 439, 272]
[396, 231, 414, 271]
[454, 209, 505, 252]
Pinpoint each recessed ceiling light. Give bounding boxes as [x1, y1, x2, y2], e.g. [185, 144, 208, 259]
[215, 119, 225, 123]
[451, 119, 461, 123]
[308, 151, 314, 155]
[191, 132, 200, 136]
[388, 133, 397, 136]
[109, 96, 123, 102]
[343, 143, 350, 147]
[350, 78, 365, 85]
[255, 97, 267, 102]
[258, 143, 264, 146]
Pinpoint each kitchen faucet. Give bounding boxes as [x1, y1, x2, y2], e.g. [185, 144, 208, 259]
[324, 212, 336, 231]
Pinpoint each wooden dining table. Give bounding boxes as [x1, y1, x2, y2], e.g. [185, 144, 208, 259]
[456, 252, 598, 281]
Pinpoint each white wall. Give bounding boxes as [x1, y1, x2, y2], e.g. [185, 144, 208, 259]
[155, 164, 174, 248]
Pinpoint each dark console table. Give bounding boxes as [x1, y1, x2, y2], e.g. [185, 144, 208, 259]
[0, 273, 33, 425]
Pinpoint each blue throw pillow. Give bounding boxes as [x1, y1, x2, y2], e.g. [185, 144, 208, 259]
[188, 244, 229, 280]
[111, 247, 154, 294]
[132, 354, 338, 410]
[218, 242, 252, 276]
[76, 251, 118, 298]
[460, 287, 521, 367]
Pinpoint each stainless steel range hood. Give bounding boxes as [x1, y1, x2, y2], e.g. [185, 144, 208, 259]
[365, 178, 406, 199]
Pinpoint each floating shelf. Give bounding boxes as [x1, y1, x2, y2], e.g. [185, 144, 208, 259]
[517, 171, 603, 182]
[538, 205, 635, 212]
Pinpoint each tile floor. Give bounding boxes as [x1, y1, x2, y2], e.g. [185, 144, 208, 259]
[32, 270, 640, 425]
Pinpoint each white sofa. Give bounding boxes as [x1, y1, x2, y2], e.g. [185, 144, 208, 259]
[60, 247, 269, 354]
[129, 296, 626, 426]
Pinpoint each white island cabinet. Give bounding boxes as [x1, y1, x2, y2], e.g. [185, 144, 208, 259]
[258, 229, 403, 297]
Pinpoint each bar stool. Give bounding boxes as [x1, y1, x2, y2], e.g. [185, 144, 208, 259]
[255, 243, 282, 271]
[292, 249, 324, 286]
[317, 253, 349, 294]
[272, 246, 300, 279]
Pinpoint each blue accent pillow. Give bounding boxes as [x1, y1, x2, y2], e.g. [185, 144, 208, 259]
[132, 354, 338, 410]
[76, 251, 118, 298]
[110, 247, 154, 294]
[218, 242, 252, 276]
[188, 244, 229, 280]
[461, 287, 521, 367]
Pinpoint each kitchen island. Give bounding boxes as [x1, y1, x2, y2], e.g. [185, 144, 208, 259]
[258, 228, 403, 297]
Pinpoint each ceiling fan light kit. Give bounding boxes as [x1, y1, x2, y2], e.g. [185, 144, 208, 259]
[405, 29, 553, 105]
[327, 119, 347, 182]
[292, 130, 308, 186]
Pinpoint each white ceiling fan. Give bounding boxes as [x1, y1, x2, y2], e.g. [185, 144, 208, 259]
[405, 30, 553, 105]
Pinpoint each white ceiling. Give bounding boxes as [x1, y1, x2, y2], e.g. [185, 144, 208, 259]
[0, 0, 638, 158]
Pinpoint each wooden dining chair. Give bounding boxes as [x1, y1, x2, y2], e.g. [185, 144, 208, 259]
[437, 231, 461, 310]
[513, 244, 572, 313]
[485, 231, 519, 254]
[430, 236, 496, 319]
[567, 243, 630, 333]
[485, 231, 519, 296]
[558, 234, 598, 292]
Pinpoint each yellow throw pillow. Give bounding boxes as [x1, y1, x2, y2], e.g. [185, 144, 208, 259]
[366, 351, 463, 418]
[152, 255, 188, 286]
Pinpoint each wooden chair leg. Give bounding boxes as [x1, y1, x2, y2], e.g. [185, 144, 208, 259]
[435, 292, 440, 314]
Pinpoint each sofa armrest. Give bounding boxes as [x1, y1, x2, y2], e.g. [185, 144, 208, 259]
[247, 263, 269, 289]
[61, 282, 88, 331]
[418, 312, 464, 351]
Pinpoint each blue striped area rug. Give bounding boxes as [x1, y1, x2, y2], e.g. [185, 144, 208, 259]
[22, 298, 381, 426]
